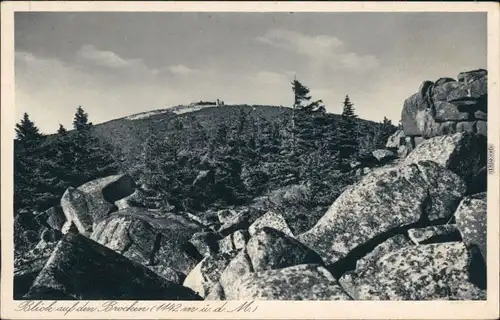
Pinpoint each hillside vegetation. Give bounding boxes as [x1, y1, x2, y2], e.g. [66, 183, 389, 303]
[14, 80, 396, 234]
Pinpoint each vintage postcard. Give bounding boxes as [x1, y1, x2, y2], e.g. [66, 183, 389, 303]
[1, 1, 499, 319]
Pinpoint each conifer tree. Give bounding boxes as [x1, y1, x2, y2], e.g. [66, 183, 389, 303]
[15, 113, 43, 144]
[13, 114, 59, 212]
[57, 124, 68, 136]
[73, 106, 91, 131]
[341, 95, 357, 119]
[64, 106, 118, 186]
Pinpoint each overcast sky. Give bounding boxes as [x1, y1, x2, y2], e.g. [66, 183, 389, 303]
[15, 12, 486, 134]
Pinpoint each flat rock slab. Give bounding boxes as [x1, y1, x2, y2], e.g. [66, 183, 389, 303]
[298, 161, 466, 265]
[234, 264, 352, 300]
[339, 242, 486, 300]
[24, 232, 202, 300]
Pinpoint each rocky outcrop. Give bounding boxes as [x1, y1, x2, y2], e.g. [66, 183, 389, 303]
[220, 228, 324, 298]
[404, 132, 486, 191]
[298, 161, 466, 265]
[339, 242, 486, 300]
[248, 211, 294, 237]
[91, 209, 201, 275]
[61, 187, 93, 236]
[234, 264, 351, 300]
[91, 214, 157, 265]
[78, 174, 135, 222]
[24, 232, 202, 300]
[398, 70, 487, 156]
[60, 174, 136, 236]
[454, 192, 487, 262]
[402, 70, 487, 138]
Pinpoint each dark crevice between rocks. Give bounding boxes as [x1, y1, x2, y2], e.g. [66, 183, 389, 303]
[419, 230, 462, 245]
[107, 204, 119, 215]
[148, 233, 163, 266]
[102, 180, 136, 204]
[467, 244, 487, 289]
[183, 241, 204, 262]
[243, 248, 255, 273]
[326, 216, 453, 280]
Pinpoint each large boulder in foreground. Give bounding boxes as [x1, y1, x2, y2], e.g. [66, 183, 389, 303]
[60, 174, 136, 236]
[24, 232, 202, 300]
[60, 187, 93, 236]
[91, 210, 200, 275]
[455, 192, 487, 262]
[91, 214, 157, 265]
[234, 264, 351, 300]
[77, 174, 136, 222]
[404, 132, 486, 190]
[298, 161, 466, 265]
[220, 228, 324, 298]
[339, 242, 486, 300]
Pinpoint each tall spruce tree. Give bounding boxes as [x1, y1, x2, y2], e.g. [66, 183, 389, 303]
[15, 113, 43, 145]
[341, 95, 357, 119]
[336, 95, 359, 162]
[73, 106, 92, 131]
[65, 106, 118, 186]
[13, 113, 60, 212]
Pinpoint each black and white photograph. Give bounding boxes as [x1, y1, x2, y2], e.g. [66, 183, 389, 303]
[1, 2, 499, 319]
